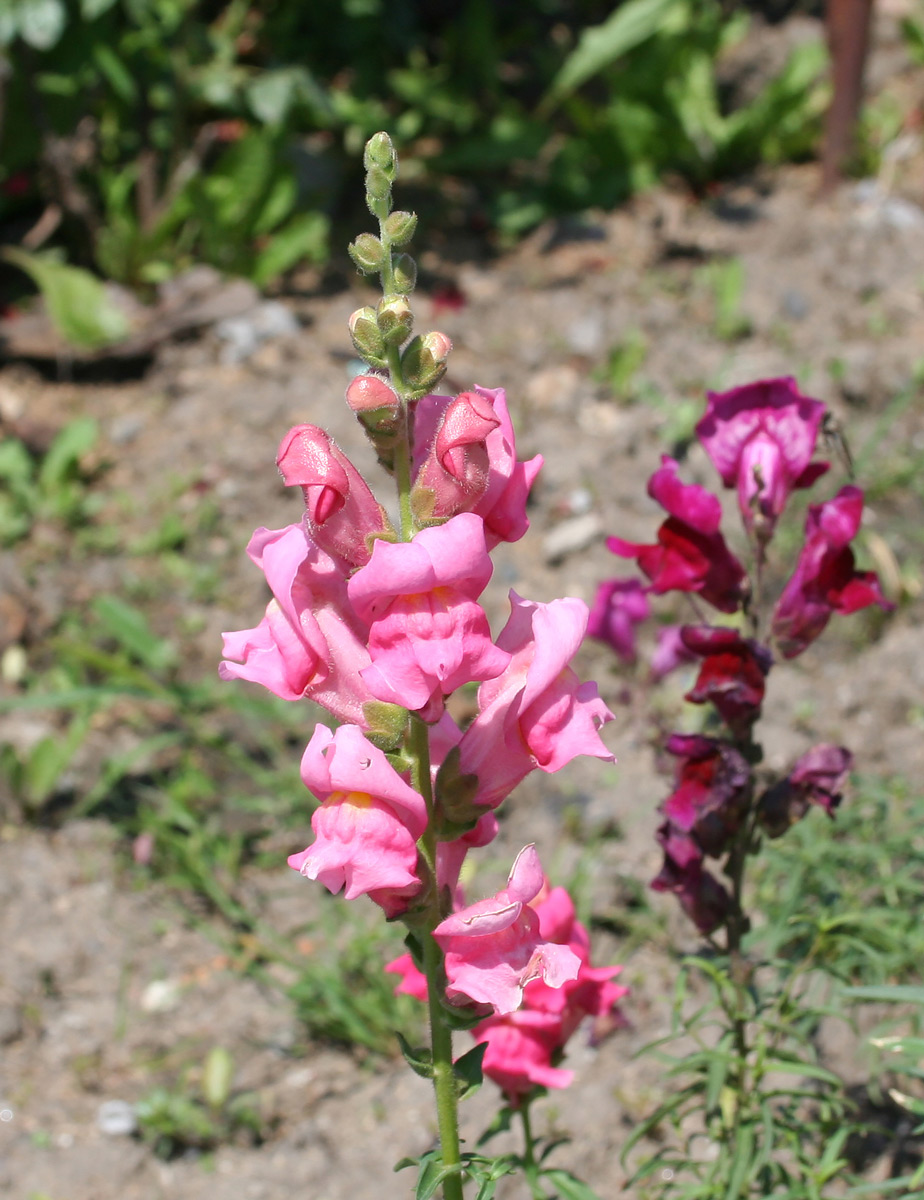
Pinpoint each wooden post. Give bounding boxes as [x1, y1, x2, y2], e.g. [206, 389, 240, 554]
[821, 0, 875, 192]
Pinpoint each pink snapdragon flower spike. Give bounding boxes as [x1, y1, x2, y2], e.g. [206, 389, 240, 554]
[347, 512, 510, 721]
[413, 386, 543, 547]
[411, 390, 500, 523]
[681, 625, 773, 736]
[771, 485, 891, 658]
[457, 592, 615, 809]
[219, 524, 376, 724]
[433, 845, 581, 1015]
[696, 377, 830, 543]
[587, 577, 651, 663]
[288, 724, 427, 906]
[277, 424, 393, 568]
[607, 456, 747, 613]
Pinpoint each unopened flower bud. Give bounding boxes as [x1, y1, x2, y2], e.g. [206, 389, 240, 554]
[377, 294, 413, 345]
[348, 233, 386, 275]
[365, 165, 392, 204]
[400, 330, 453, 398]
[384, 210, 417, 246]
[392, 252, 417, 295]
[346, 373, 402, 469]
[349, 306, 386, 363]
[346, 373, 399, 414]
[364, 131, 396, 175]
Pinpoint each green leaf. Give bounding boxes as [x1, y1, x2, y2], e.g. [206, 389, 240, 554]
[724, 1122, 755, 1200]
[395, 1032, 433, 1080]
[91, 595, 176, 673]
[547, 0, 684, 100]
[251, 211, 329, 287]
[19, 0, 66, 49]
[81, 0, 118, 15]
[844, 984, 924, 1005]
[453, 1042, 486, 1100]
[2, 248, 130, 350]
[540, 1168, 604, 1199]
[38, 417, 97, 492]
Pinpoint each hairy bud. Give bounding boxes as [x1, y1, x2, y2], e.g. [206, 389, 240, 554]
[384, 210, 417, 246]
[348, 233, 386, 275]
[392, 253, 417, 295]
[364, 131, 396, 175]
[377, 294, 413, 345]
[349, 306, 386, 364]
[401, 331, 453, 398]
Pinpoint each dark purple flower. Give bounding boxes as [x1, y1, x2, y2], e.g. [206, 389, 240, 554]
[696, 376, 829, 542]
[657, 733, 751, 867]
[607, 457, 747, 614]
[588, 578, 651, 663]
[651, 855, 731, 936]
[771, 486, 892, 658]
[681, 626, 773, 735]
[758, 744, 854, 836]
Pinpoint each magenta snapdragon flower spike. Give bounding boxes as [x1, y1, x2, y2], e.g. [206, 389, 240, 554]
[218, 524, 376, 724]
[457, 591, 615, 808]
[607, 456, 747, 613]
[587, 577, 651, 662]
[772, 485, 892, 657]
[696, 376, 830, 543]
[433, 845, 581, 1016]
[347, 512, 510, 720]
[288, 724, 427, 906]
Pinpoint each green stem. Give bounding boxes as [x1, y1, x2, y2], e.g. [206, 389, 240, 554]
[422, 928, 465, 1200]
[519, 1101, 547, 1197]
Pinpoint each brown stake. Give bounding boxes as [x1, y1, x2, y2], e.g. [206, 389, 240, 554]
[821, 0, 876, 192]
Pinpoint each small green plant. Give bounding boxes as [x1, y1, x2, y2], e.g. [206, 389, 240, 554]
[697, 257, 752, 342]
[596, 328, 648, 404]
[0, 416, 101, 546]
[136, 1046, 263, 1159]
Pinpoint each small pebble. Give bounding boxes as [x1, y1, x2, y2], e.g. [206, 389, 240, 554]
[140, 979, 180, 1013]
[97, 1100, 137, 1137]
[543, 513, 603, 562]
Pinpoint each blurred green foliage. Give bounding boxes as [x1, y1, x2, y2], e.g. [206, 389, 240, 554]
[0, 0, 827, 309]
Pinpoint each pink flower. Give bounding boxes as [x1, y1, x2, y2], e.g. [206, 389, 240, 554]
[413, 386, 543, 548]
[457, 591, 615, 810]
[472, 1010, 575, 1098]
[288, 724, 427, 907]
[650, 624, 698, 681]
[277, 424, 393, 568]
[587, 578, 650, 663]
[347, 513, 510, 720]
[433, 845, 580, 1015]
[681, 625, 773, 736]
[385, 952, 428, 1002]
[607, 457, 747, 613]
[771, 486, 892, 658]
[696, 377, 830, 541]
[219, 524, 375, 724]
[411, 390, 500, 523]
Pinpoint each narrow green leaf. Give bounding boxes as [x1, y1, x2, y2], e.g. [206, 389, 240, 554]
[724, 1122, 755, 1200]
[541, 1168, 604, 1199]
[91, 595, 175, 672]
